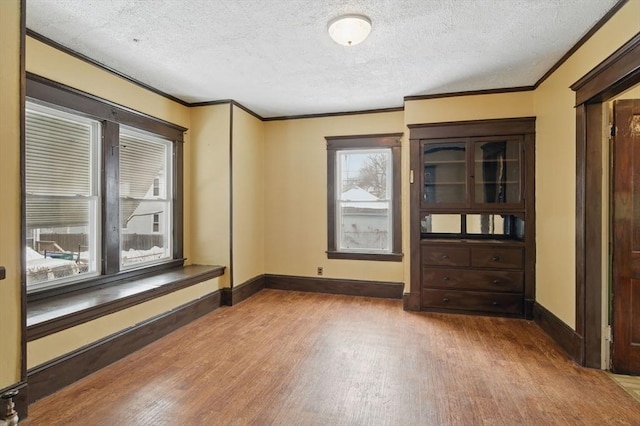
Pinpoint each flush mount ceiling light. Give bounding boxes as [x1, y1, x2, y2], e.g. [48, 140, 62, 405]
[328, 14, 371, 46]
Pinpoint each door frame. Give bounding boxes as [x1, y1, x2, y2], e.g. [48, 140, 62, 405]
[571, 33, 640, 368]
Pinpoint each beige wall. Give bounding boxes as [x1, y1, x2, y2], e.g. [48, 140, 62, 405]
[404, 92, 535, 126]
[616, 84, 640, 100]
[26, 38, 191, 129]
[189, 104, 232, 288]
[533, 0, 640, 328]
[0, 0, 22, 389]
[264, 112, 405, 283]
[27, 279, 219, 368]
[232, 106, 265, 285]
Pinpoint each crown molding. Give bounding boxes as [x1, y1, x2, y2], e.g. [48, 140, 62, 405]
[26, 0, 629, 121]
[26, 29, 190, 107]
[533, 0, 629, 89]
[263, 106, 404, 122]
[404, 86, 534, 102]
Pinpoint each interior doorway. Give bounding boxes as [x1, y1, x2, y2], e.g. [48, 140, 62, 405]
[572, 34, 639, 370]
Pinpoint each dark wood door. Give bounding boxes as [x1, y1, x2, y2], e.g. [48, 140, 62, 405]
[612, 98, 640, 375]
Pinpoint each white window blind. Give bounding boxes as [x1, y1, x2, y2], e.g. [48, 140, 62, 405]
[26, 106, 98, 228]
[119, 128, 172, 267]
[25, 102, 100, 289]
[119, 133, 168, 199]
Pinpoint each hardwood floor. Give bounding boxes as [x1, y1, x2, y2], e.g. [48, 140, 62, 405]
[23, 290, 639, 425]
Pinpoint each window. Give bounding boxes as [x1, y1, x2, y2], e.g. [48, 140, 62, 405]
[152, 214, 160, 233]
[120, 128, 172, 268]
[152, 177, 160, 197]
[25, 103, 101, 288]
[25, 74, 185, 295]
[326, 134, 402, 261]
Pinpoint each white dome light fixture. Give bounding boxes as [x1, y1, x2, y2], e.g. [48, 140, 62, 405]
[328, 14, 372, 46]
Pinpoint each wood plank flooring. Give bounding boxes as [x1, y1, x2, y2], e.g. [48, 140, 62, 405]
[22, 290, 640, 425]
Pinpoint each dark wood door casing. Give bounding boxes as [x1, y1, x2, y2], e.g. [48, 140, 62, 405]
[572, 33, 640, 368]
[611, 98, 640, 375]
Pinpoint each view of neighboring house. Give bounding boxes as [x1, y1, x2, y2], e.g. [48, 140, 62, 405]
[340, 186, 389, 251]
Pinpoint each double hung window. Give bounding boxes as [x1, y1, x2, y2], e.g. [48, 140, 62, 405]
[25, 103, 101, 287]
[119, 128, 173, 268]
[326, 134, 402, 261]
[25, 75, 185, 294]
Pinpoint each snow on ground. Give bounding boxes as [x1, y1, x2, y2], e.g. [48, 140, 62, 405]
[27, 246, 168, 284]
[121, 246, 166, 266]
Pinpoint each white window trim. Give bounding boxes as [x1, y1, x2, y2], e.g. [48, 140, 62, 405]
[119, 126, 174, 270]
[335, 148, 393, 254]
[25, 101, 102, 292]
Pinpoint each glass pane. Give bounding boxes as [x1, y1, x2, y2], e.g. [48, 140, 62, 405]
[26, 197, 89, 229]
[336, 148, 392, 252]
[26, 199, 97, 287]
[25, 102, 100, 290]
[420, 214, 461, 234]
[474, 140, 521, 204]
[120, 129, 172, 268]
[423, 143, 466, 204]
[339, 150, 390, 200]
[466, 214, 525, 240]
[120, 133, 168, 199]
[121, 201, 171, 266]
[339, 202, 390, 251]
[26, 108, 93, 196]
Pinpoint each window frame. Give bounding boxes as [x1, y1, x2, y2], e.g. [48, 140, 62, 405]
[25, 73, 186, 300]
[25, 102, 103, 291]
[325, 133, 403, 261]
[152, 214, 160, 233]
[119, 126, 174, 270]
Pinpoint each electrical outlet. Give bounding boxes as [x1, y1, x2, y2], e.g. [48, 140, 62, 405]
[317, 267, 323, 276]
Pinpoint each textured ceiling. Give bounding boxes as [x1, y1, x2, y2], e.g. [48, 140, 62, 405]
[26, 0, 620, 118]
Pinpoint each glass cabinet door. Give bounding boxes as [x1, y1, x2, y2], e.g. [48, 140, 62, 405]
[422, 142, 467, 206]
[472, 137, 522, 206]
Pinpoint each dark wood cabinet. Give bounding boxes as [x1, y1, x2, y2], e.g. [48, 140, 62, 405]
[422, 136, 524, 210]
[421, 240, 525, 315]
[422, 288, 523, 315]
[408, 118, 535, 318]
[422, 267, 523, 293]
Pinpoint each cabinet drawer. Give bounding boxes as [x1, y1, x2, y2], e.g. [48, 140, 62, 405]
[471, 247, 523, 269]
[422, 289, 523, 315]
[422, 246, 469, 267]
[422, 268, 523, 293]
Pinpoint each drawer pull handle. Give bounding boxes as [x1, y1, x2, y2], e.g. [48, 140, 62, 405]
[443, 276, 450, 281]
[492, 301, 499, 306]
[491, 255, 501, 261]
[492, 279, 501, 284]
[440, 255, 449, 260]
[443, 297, 450, 303]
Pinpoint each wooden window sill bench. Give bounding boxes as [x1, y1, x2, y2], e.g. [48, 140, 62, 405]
[26, 265, 225, 341]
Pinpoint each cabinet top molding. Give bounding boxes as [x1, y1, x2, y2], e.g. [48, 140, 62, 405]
[409, 117, 536, 140]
